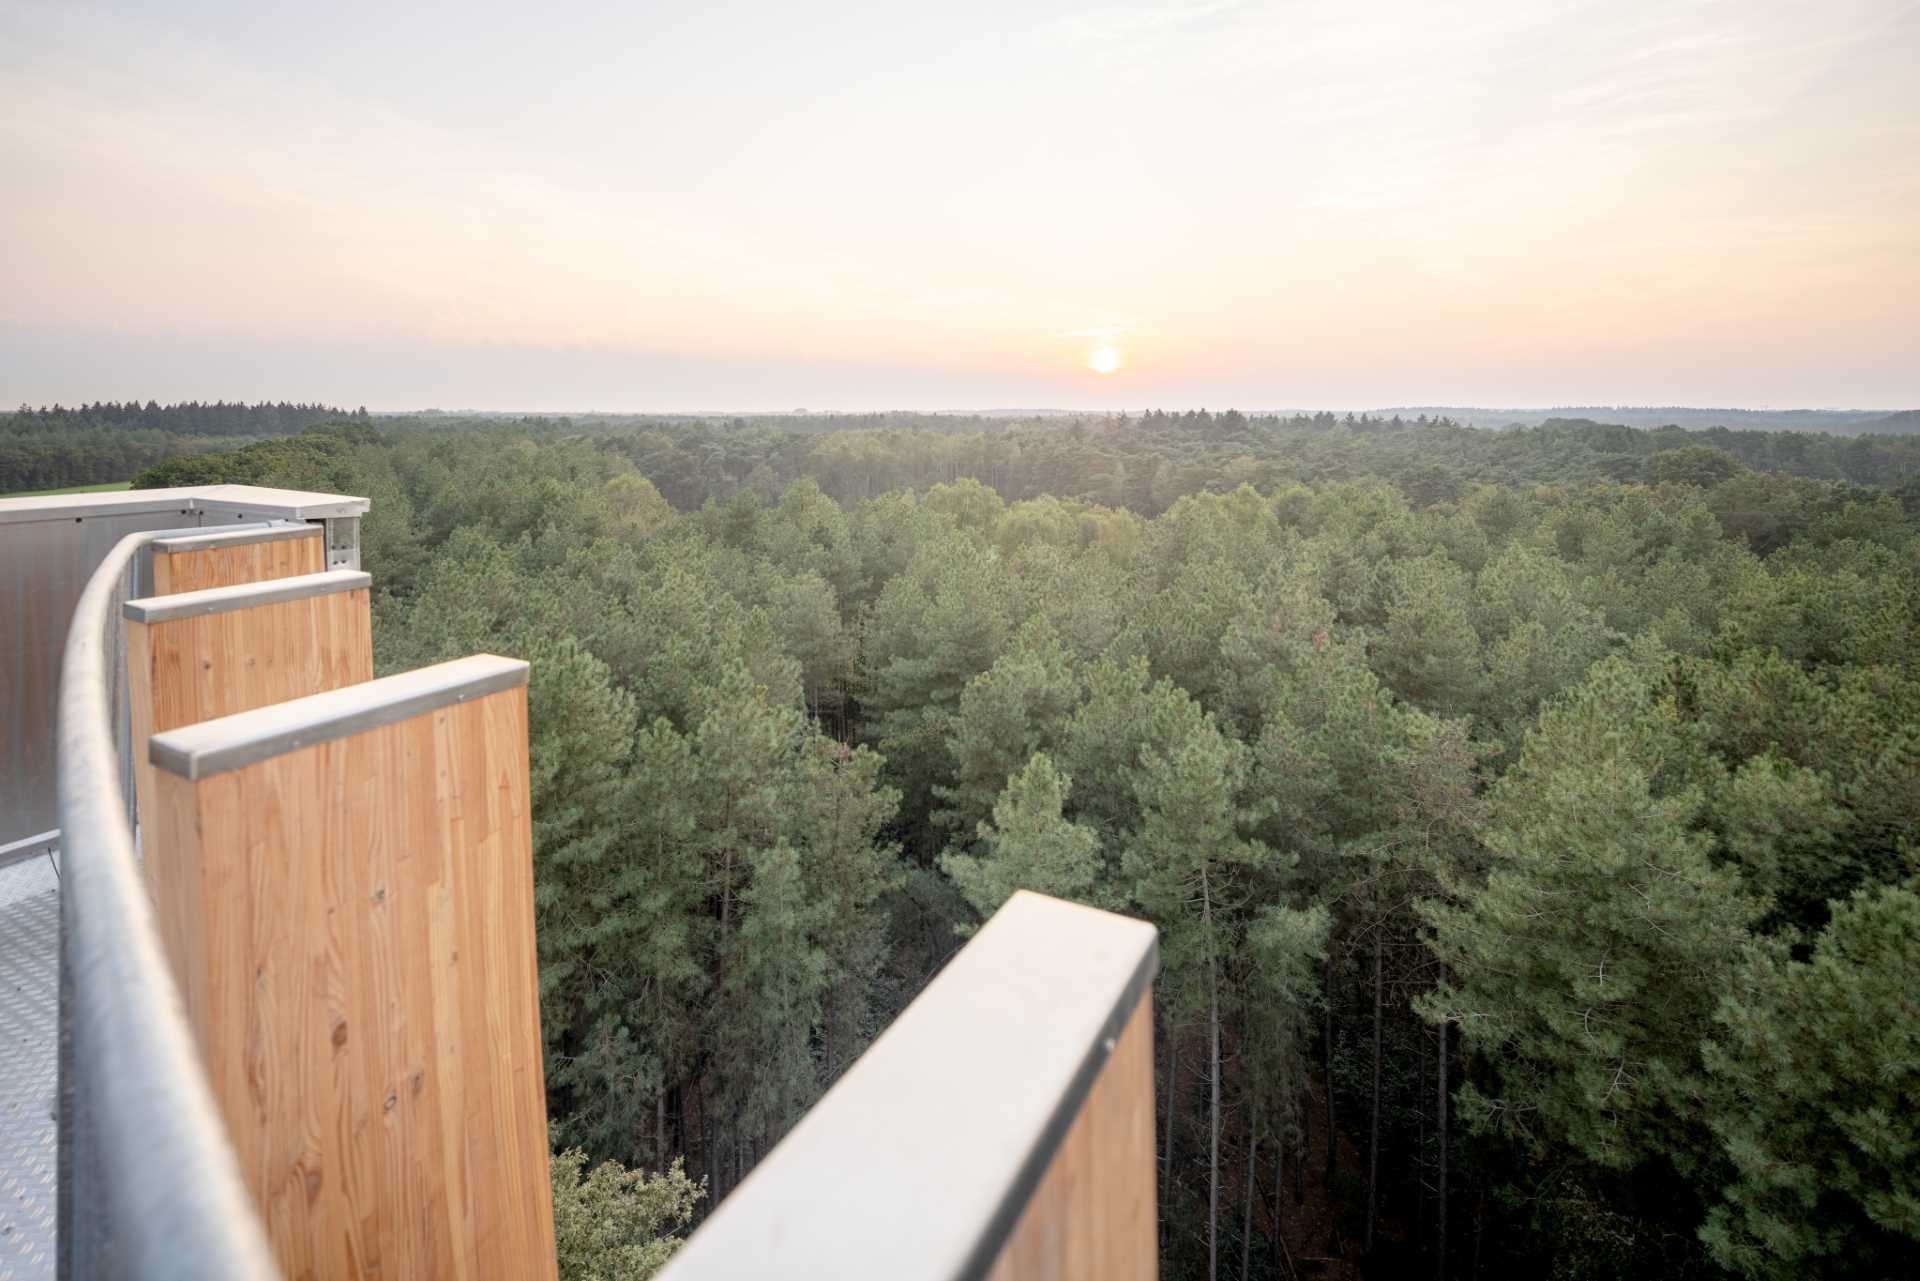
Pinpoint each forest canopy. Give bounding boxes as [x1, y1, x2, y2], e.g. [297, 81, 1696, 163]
[13, 400, 1920, 502]
[98, 408, 1920, 1280]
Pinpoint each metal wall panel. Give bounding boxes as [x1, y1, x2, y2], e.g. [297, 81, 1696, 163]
[0, 488, 367, 856]
[2, 508, 199, 857]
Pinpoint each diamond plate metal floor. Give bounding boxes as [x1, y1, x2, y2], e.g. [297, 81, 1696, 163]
[0, 854, 58, 1281]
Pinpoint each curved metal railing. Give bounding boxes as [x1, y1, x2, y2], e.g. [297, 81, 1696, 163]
[43, 495, 1155, 1281]
[56, 529, 281, 1280]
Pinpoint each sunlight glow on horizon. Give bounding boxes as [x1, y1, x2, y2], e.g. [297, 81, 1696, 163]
[0, 0, 1915, 409]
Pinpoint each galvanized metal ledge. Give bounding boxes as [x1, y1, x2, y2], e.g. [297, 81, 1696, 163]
[0, 484, 367, 527]
[149, 522, 320, 553]
[123, 570, 371, 625]
[657, 890, 1159, 1281]
[149, 653, 529, 780]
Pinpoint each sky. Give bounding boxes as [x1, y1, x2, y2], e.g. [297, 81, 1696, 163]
[2, 0, 1917, 412]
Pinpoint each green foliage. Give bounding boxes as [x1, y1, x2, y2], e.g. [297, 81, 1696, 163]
[1129, 715, 1279, 1032]
[1055, 655, 1211, 861]
[1518, 1181, 1715, 1281]
[550, 1147, 702, 1281]
[941, 752, 1104, 922]
[1241, 902, 1331, 1135]
[1700, 884, 1920, 1279]
[716, 842, 831, 1144]
[780, 738, 900, 1074]
[1425, 657, 1762, 1169]
[1472, 543, 1611, 750]
[934, 618, 1081, 842]
[862, 531, 1018, 854]
[921, 476, 1006, 533]
[1375, 552, 1485, 719]
[1650, 445, 1744, 488]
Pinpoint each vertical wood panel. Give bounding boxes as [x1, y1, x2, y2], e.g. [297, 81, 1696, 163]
[987, 987, 1157, 1281]
[153, 685, 558, 1281]
[137, 589, 372, 737]
[150, 528, 325, 595]
[129, 587, 373, 974]
[133, 521, 339, 906]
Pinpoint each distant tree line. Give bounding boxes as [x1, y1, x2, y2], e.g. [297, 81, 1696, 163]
[21, 402, 1920, 504]
[557, 410, 1920, 514]
[6, 399, 363, 436]
[1380, 405, 1917, 434]
[0, 400, 366, 493]
[0, 427, 213, 494]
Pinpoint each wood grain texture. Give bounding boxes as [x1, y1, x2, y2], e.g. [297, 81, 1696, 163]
[987, 987, 1157, 1281]
[150, 527, 325, 595]
[152, 684, 558, 1281]
[132, 521, 341, 870]
[129, 586, 373, 944]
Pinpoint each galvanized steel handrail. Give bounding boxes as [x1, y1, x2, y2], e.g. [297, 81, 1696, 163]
[57, 528, 282, 1281]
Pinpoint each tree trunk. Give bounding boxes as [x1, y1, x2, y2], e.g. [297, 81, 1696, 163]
[1415, 1028, 1426, 1254]
[701, 1080, 718, 1203]
[1206, 875, 1221, 1281]
[655, 982, 669, 1165]
[1367, 934, 1383, 1253]
[1437, 1014, 1449, 1281]
[1162, 1033, 1178, 1238]
[1472, 1184, 1485, 1281]
[1242, 1121, 1256, 1281]
[823, 989, 837, 1083]
[733, 1107, 746, 1197]
[1323, 952, 1338, 1186]
[1273, 1128, 1286, 1256]
[1294, 1118, 1305, 1205]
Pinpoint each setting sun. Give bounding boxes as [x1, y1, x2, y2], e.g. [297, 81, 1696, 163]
[1088, 346, 1123, 375]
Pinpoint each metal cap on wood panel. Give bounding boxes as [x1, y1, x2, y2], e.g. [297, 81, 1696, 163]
[190, 484, 369, 521]
[149, 521, 321, 553]
[122, 569, 371, 624]
[148, 654, 529, 780]
[656, 890, 1159, 1281]
[0, 483, 368, 526]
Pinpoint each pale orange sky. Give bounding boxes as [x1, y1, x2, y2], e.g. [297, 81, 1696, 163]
[3, 0, 1916, 410]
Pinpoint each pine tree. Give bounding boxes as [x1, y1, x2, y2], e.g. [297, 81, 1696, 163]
[1699, 883, 1920, 1279]
[941, 752, 1103, 922]
[716, 843, 830, 1166]
[1131, 721, 1280, 1281]
[933, 618, 1081, 844]
[1374, 551, 1486, 720]
[1424, 658, 1760, 1171]
[782, 738, 899, 1078]
[1240, 903, 1330, 1263]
